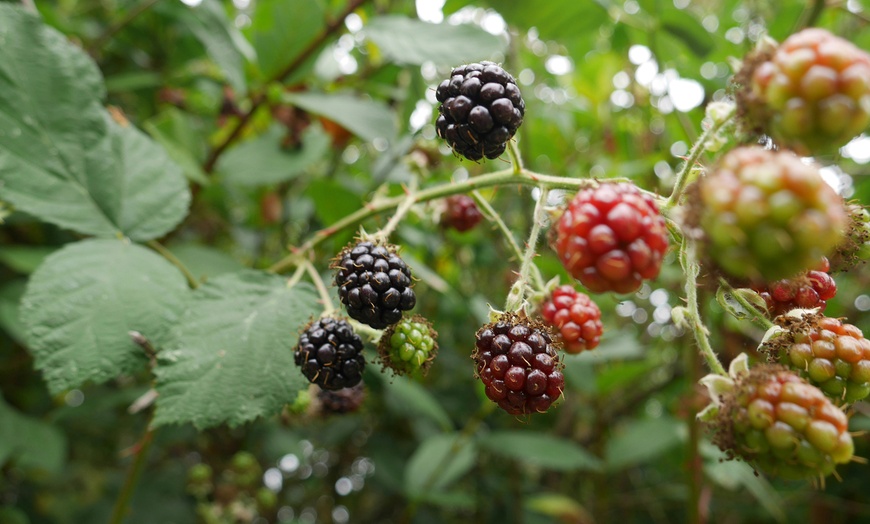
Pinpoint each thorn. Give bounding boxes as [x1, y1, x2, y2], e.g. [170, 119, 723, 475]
[850, 455, 868, 464]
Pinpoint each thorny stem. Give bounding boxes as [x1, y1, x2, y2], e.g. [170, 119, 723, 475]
[717, 277, 775, 330]
[505, 189, 549, 312]
[507, 140, 524, 174]
[109, 416, 155, 524]
[471, 190, 546, 291]
[681, 237, 728, 376]
[664, 107, 735, 210]
[268, 168, 630, 273]
[202, 0, 370, 173]
[303, 260, 336, 316]
[370, 180, 419, 244]
[146, 240, 199, 289]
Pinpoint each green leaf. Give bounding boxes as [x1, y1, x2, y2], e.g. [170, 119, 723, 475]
[364, 16, 507, 66]
[605, 417, 684, 471]
[382, 374, 452, 431]
[0, 395, 66, 473]
[0, 246, 56, 274]
[283, 92, 396, 143]
[0, 280, 26, 344]
[153, 271, 320, 429]
[404, 433, 476, 497]
[526, 493, 592, 522]
[143, 108, 209, 185]
[0, 7, 190, 240]
[480, 431, 602, 471]
[112, 120, 191, 241]
[219, 124, 330, 186]
[704, 447, 786, 522]
[248, 0, 325, 80]
[178, 0, 253, 94]
[165, 243, 246, 280]
[659, 9, 715, 58]
[20, 239, 189, 394]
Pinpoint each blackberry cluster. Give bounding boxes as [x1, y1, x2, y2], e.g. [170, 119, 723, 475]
[754, 258, 837, 316]
[435, 61, 525, 161]
[769, 313, 870, 403]
[442, 194, 483, 232]
[474, 314, 565, 415]
[540, 285, 603, 354]
[711, 364, 853, 479]
[294, 317, 365, 390]
[334, 241, 416, 329]
[379, 315, 438, 376]
[317, 383, 366, 414]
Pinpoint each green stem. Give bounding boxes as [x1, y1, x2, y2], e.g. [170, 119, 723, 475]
[664, 108, 735, 210]
[371, 180, 419, 243]
[680, 238, 727, 376]
[303, 260, 336, 316]
[717, 277, 775, 330]
[146, 240, 199, 289]
[109, 422, 155, 524]
[507, 140, 524, 175]
[505, 189, 548, 312]
[89, 0, 163, 53]
[471, 190, 546, 291]
[269, 168, 616, 273]
[285, 263, 307, 289]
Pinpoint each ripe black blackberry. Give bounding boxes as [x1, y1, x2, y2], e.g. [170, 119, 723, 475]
[473, 313, 565, 415]
[435, 61, 525, 161]
[317, 383, 366, 414]
[333, 241, 416, 329]
[295, 317, 365, 390]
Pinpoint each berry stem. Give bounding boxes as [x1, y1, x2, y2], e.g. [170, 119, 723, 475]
[507, 139, 524, 175]
[681, 237, 727, 376]
[505, 189, 549, 312]
[109, 417, 155, 524]
[717, 277, 775, 330]
[370, 179, 419, 243]
[302, 260, 337, 316]
[146, 240, 200, 289]
[472, 190, 546, 291]
[268, 168, 623, 274]
[664, 105, 736, 210]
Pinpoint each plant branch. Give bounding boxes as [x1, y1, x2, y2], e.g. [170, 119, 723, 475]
[664, 107, 735, 210]
[680, 237, 727, 376]
[146, 240, 199, 289]
[202, 0, 369, 173]
[505, 189, 548, 311]
[717, 277, 775, 330]
[109, 420, 156, 524]
[471, 190, 546, 291]
[371, 180, 419, 243]
[303, 260, 336, 316]
[89, 0, 163, 53]
[268, 168, 617, 273]
[796, 0, 826, 30]
[507, 140, 524, 174]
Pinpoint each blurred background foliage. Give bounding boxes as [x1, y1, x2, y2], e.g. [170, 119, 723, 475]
[4, 0, 870, 522]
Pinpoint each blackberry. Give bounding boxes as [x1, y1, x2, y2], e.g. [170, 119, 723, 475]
[294, 317, 365, 390]
[333, 241, 416, 329]
[379, 315, 438, 376]
[435, 61, 525, 161]
[442, 194, 483, 232]
[541, 285, 603, 353]
[473, 313, 565, 415]
[754, 258, 837, 316]
[317, 383, 366, 414]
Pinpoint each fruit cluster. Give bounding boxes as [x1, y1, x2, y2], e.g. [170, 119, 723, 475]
[295, 317, 365, 391]
[753, 258, 837, 316]
[379, 315, 438, 376]
[540, 285, 603, 353]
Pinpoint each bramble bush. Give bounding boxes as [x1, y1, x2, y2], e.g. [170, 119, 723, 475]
[4, 0, 870, 523]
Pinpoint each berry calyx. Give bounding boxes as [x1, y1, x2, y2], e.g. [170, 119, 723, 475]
[701, 355, 854, 479]
[540, 285, 603, 354]
[473, 312, 565, 415]
[441, 194, 483, 232]
[764, 311, 870, 404]
[294, 316, 365, 390]
[333, 240, 416, 329]
[738, 28, 870, 155]
[698, 146, 847, 282]
[753, 258, 837, 316]
[435, 61, 525, 161]
[553, 182, 668, 294]
[378, 315, 438, 376]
